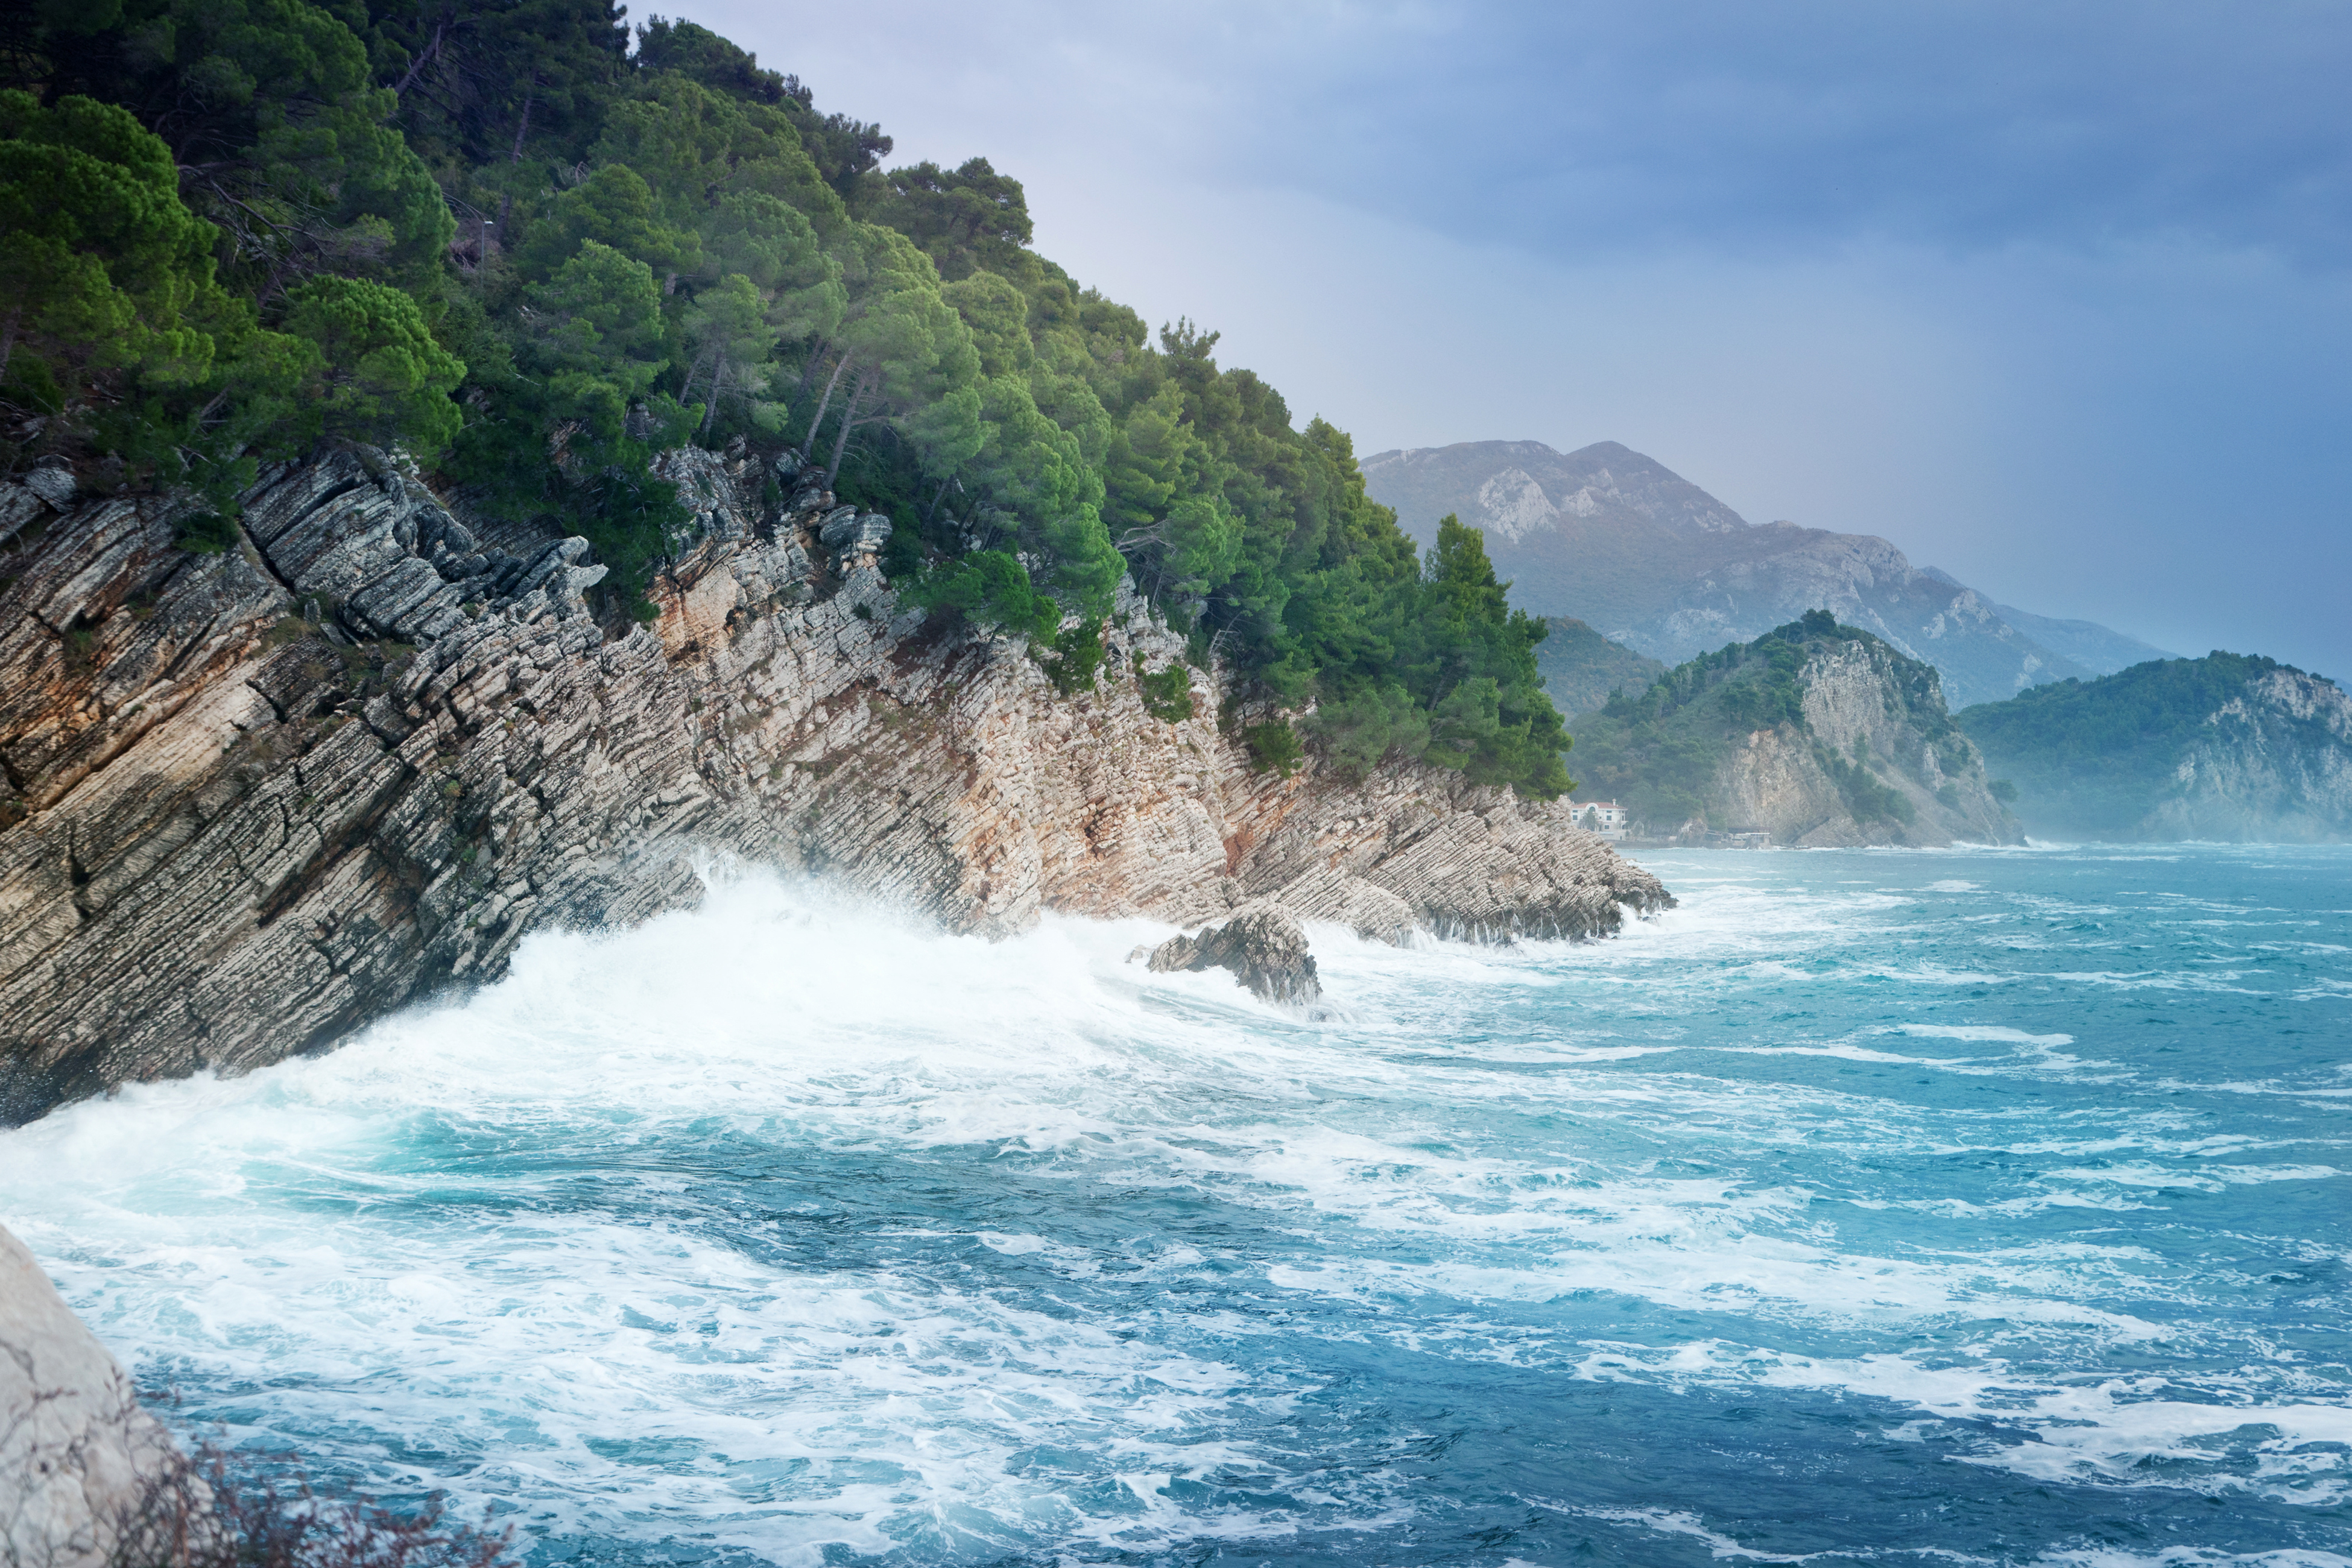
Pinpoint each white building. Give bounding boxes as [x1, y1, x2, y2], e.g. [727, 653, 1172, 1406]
[1572, 800, 1628, 840]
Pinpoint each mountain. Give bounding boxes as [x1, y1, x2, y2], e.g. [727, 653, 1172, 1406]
[1568, 611, 2020, 847]
[1361, 440, 2158, 710]
[1985, 601, 2180, 675]
[1957, 654, 2352, 841]
[1535, 618, 1666, 718]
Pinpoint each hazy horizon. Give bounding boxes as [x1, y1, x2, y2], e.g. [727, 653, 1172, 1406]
[670, 0, 2352, 680]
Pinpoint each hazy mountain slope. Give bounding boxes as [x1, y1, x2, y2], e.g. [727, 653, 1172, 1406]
[1362, 440, 2135, 709]
[1536, 618, 1666, 718]
[1958, 654, 2352, 841]
[1987, 600, 2180, 674]
[1914, 566, 2180, 675]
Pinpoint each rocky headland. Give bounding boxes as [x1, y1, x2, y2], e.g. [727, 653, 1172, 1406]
[0, 446, 1670, 1124]
[1959, 652, 2352, 841]
[1567, 610, 2021, 847]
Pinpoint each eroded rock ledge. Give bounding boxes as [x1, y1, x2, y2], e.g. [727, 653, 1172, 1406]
[0, 446, 1671, 1123]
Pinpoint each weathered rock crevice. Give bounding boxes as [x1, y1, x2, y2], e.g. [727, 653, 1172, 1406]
[0, 446, 1671, 1124]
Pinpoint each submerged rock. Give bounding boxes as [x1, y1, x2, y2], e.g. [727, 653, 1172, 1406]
[1149, 901, 1321, 1006]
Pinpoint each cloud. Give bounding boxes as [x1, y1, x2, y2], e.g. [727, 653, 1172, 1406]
[1261, 1, 2352, 265]
[715, 0, 2352, 267]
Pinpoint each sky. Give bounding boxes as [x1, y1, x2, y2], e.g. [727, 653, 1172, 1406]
[676, 0, 2352, 674]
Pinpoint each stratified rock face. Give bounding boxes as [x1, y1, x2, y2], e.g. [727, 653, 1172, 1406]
[2, 1223, 197, 1568]
[2154, 669, 2352, 841]
[1359, 438, 2154, 709]
[1149, 901, 1321, 1006]
[0, 447, 1671, 1124]
[1231, 762, 1674, 939]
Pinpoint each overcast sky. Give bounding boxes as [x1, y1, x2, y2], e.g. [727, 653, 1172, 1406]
[678, 0, 2351, 675]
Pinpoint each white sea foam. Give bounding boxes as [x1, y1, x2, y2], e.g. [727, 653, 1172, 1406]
[4, 850, 2348, 1563]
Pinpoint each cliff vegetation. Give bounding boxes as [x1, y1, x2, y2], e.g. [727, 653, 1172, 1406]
[1, 2, 1568, 797]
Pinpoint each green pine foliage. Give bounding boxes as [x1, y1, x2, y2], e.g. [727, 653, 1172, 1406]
[1134, 657, 1195, 724]
[3, 1, 1578, 797]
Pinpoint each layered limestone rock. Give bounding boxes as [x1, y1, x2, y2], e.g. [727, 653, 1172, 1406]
[2, 1223, 199, 1568]
[1147, 901, 1321, 1007]
[0, 445, 1670, 1123]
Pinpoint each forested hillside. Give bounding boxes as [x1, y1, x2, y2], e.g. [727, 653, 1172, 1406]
[0, 2, 1565, 795]
[1958, 654, 2352, 841]
[1569, 610, 2015, 845]
[1534, 617, 1663, 719]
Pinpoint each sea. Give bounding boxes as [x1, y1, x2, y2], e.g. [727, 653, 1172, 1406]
[3, 844, 2348, 1568]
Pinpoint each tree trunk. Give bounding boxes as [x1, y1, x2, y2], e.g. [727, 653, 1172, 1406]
[698, 358, 727, 435]
[0, 306, 19, 388]
[677, 343, 714, 412]
[510, 74, 537, 163]
[824, 367, 874, 487]
[797, 352, 852, 460]
[391, 22, 444, 100]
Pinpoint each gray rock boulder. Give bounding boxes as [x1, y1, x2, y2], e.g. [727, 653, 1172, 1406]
[818, 509, 890, 559]
[22, 463, 76, 511]
[2, 1224, 200, 1568]
[1149, 900, 1321, 1006]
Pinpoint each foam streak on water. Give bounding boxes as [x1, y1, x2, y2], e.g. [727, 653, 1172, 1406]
[3, 846, 2348, 1567]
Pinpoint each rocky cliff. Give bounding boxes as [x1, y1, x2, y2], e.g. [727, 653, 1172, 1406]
[0, 446, 1669, 1124]
[2, 1221, 194, 1568]
[1361, 439, 2167, 709]
[1569, 612, 2020, 847]
[1959, 653, 2352, 841]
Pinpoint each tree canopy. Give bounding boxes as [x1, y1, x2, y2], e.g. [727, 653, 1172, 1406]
[1, 0, 1580, 797]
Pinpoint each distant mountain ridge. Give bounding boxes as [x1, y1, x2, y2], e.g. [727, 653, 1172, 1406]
[1361, 440, 2172, 711]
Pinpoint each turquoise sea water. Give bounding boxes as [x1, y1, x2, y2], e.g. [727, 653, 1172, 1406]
[3, 844, 2349, 1567]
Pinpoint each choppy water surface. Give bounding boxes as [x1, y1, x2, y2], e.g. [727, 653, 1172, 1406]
[5, 845, 2350, 1567]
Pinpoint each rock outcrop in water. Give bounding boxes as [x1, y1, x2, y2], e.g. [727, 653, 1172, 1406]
[1147, 901, 1321, 1007]
[1, 1222, 195, 1568]
[0, 447, 1670, 1123]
